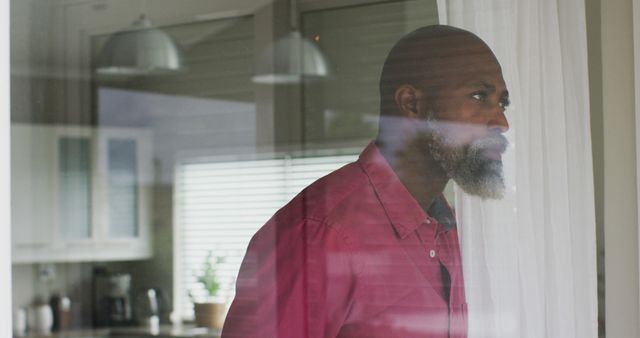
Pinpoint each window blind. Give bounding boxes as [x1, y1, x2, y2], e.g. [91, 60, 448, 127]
[176, 153, 358, 318]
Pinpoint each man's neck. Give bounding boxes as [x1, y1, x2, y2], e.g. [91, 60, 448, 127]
[375, 137, 449, 211]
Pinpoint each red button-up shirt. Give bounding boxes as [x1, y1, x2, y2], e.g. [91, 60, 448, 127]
[222, 142, 467, 338]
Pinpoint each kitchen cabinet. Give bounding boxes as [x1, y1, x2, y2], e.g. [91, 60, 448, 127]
[11, 124, 153, 263]
[56, 127, 94, 242]
[11, 125, 57, 262]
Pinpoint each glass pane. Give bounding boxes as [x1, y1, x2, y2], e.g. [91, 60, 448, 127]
[58, 137, 92, 240]
[302, 0, 439, 147]
[9, 0, 607, 336]
[107, 139, 138, 238]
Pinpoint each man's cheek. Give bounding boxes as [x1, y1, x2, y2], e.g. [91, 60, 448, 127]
[427, 120, 486, 146]
[439, 128, 477, 149]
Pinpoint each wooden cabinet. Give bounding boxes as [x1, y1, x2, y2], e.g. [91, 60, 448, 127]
[11, 124, 153, 263]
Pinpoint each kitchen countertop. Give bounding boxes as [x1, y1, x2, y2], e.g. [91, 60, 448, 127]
[110, 324, 220, 338]
[15, 328, 110, 338]
[16, 324, 220, 338]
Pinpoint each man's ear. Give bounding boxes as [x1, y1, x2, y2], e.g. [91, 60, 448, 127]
[394, 85, 422, 118]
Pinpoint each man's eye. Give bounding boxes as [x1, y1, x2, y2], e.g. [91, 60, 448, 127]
[471, 92, 487, 101]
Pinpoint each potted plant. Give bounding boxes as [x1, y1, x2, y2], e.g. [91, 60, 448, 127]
[191, 251, 226, 329]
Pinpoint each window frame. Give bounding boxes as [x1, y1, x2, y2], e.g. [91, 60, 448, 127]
[1, 0, 12, 335]
[633, 0, 640, 328]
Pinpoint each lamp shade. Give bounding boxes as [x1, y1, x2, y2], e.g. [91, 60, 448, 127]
[95, 16, 183, 76]
[252, 31, 330, 84]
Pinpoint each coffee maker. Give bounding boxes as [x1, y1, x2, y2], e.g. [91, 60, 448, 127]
[94, 271, 133, 326]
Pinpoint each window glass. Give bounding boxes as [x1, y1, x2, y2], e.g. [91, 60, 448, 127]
[58, 137, 92, 240]
[302, 0, 439, 146]
[107, 139, 139, 238]
[9, 0, 605, 337]
[177, 152, 358, 318]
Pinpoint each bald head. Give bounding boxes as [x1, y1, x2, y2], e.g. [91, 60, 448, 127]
[376, 25, 510, 199]
[379, 25, 500, 117]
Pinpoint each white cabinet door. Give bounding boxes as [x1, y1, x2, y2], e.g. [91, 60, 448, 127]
[93, 127, 153, 260]
[11, 124, 153, 263]
[54, 127, 95, 243]
[11, 125, 56, 262]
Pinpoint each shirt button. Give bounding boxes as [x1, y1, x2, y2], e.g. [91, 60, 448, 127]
[429, 249, 436, 258]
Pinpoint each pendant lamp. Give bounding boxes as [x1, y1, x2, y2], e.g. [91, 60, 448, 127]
[95, 15, 184, 76]
[252, 0, 330, 84]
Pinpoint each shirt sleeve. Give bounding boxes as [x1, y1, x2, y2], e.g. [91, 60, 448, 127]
[221, 217, 359, 338]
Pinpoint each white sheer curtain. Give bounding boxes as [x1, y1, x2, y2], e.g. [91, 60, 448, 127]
[445, 1, 598, 337]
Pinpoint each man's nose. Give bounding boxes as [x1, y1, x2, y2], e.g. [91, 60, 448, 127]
[490, 110, 509, 133]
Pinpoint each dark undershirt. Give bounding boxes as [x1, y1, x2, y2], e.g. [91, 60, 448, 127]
[440, 263, 452, 303]
[423, 196, 456, 303]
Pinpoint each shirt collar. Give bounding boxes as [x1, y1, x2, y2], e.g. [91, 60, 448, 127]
[357, 142, 428, 239]
[357, 142, 456, 239]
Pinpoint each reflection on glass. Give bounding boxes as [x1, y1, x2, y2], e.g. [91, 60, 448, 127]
[108, 139, 138, 238]
[58, 137, 92, 240]
[302, 0, 439, 146]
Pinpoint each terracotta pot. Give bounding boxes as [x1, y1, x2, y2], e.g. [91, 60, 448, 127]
[194, 302, 226, 329]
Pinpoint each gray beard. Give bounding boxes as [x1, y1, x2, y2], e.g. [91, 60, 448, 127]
[426, 125, 508, 200]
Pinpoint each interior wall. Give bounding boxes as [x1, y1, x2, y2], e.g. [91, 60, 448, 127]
[11, 263, 94, 328]
[599, 0, 640, 336]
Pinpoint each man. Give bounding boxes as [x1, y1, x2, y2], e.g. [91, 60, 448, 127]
[222, 25, 510, 338]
